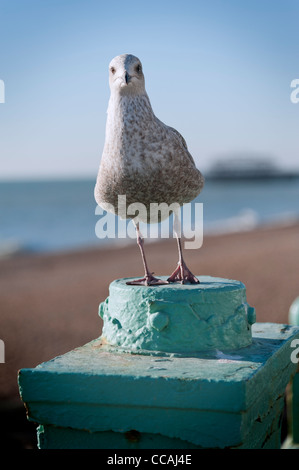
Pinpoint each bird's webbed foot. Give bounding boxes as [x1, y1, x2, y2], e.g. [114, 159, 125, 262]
[167, 262, 199, 284]
[126, 273, 169, 286]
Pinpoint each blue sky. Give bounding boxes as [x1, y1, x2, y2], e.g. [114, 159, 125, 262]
[0, 0, 298, 179]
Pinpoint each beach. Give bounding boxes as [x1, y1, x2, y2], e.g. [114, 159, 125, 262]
[1, 221, 299, 407]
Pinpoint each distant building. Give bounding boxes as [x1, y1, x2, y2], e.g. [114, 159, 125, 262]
[206, 156, 299, 181]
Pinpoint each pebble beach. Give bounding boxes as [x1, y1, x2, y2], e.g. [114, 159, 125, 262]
[1, 222, 299, 405]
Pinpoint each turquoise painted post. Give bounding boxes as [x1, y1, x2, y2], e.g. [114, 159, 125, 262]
[289, 296, 299, 445]
[293, 373, 299, 444]
[17, 278, 299, 449]
[289, 297, 299, 327]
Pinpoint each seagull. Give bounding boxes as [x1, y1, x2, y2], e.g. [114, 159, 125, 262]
[95, 54, 204, 286]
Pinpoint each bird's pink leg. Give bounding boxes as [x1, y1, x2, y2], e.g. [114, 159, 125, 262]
[126, 223, 168, 286]
[167, 236, 199, 284]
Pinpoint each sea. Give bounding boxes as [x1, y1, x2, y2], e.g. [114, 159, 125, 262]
[0, 177, 299, 257]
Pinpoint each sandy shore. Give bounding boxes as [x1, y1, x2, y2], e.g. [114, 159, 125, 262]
[1, 222, 299, 403]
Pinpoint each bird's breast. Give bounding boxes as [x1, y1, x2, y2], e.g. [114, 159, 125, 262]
[95, 95, 204, 220]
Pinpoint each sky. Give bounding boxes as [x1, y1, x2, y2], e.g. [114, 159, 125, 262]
[0, 0, 299, 180]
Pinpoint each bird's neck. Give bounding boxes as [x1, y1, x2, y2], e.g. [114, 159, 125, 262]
[106, 92, 154, 131]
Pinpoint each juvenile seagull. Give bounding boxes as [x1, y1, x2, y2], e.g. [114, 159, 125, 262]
[95, 54, 204, 286]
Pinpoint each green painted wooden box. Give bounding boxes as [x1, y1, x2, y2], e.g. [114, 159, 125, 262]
[18, 323, 299, 449]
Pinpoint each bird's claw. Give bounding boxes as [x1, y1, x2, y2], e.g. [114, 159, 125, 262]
[126, 273, 169, 286]
[167, 263, 199, 284]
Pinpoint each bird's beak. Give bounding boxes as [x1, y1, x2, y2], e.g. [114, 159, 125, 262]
[125, 72, 131, 85]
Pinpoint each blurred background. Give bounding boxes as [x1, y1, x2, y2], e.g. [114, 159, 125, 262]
[0, 0, 299, 448]
[0, 0, 299, 254]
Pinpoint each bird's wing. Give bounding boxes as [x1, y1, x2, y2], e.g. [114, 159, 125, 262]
[167, 126, 188, 149]
[166, 125, 197, 166]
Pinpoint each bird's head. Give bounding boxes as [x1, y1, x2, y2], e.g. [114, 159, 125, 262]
[108, 54, 145, 96]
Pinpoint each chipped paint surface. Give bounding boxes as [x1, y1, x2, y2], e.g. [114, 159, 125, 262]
[17, 272, 299, 449]
[18, 323, 299, 448]
[100, 276, 255, 353]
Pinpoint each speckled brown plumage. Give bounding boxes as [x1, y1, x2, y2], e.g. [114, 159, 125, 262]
[95, 54, 204, 224]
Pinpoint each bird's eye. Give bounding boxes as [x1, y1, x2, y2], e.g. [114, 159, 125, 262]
[135, 64, 142, 73]
[110, 67, 116, 74]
